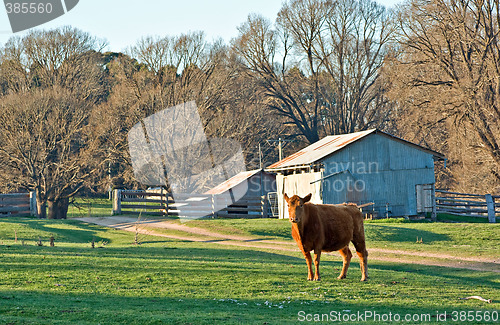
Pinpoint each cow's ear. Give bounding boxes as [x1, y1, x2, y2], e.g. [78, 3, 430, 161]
[303, 193, 312, 203]
[284, 193, 290, 203]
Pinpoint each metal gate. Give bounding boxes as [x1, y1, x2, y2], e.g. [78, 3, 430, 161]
[266, 192, 279, 217]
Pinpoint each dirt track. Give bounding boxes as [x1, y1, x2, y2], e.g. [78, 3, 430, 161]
[75, 216, 499, 273]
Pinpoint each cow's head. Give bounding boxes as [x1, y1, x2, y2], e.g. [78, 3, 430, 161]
[284, 193, 312, 223]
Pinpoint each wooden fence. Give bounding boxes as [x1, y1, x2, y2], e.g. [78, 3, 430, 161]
[435, 190, 498, 223]
[0, 192, 37, 217]
[112, 189, 272, 218]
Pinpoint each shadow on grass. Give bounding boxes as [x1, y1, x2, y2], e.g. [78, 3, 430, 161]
[247, 228, 292, 241]
[1, 274, 498, 325]
[0, 290, 454, 325]
[192, 218, 293, 241]
[1, 218, 112, 244]
[0, 245, 303, 267]
[3, 243, 496, 287]
[369, 261, 499, 287]
[2, 236, 498, 325]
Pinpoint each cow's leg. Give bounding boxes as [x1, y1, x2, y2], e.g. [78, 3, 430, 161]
[352, 241, 369, 281]
[313, 250, 321, 281]
[337, 246, 352, 279]
[304, 251, 314, 281]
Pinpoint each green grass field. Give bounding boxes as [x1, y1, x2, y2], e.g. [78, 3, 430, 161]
[66, 198, 113, 219]
[1, 203, 499, 324]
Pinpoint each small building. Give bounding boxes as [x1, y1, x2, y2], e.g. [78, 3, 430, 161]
[266, 129, 445, 219]
[205, 169, 276, 198]
[204, 169, 277, 218]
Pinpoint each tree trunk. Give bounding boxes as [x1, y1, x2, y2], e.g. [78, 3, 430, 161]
[47, 198, 69, 219]
[37, 200, 46, 219]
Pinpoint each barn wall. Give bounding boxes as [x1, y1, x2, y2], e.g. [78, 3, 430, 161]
[277, 172, 322, 219]
[231, 182, 250, 202]
[321, 133, 436, 217]
[245, 172, 276, 197]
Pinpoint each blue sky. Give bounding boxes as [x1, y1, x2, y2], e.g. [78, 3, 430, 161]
[0, 0, 402, 52]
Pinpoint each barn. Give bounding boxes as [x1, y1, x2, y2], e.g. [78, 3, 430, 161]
[266, 129, 445, 219]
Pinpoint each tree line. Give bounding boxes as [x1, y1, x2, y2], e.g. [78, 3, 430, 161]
[0, 0, 499, 218]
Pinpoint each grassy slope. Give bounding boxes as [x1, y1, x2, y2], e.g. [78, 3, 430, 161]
[0, 217, 498, 324]
[182, 218, 500, 259]
[67, 197, 500, 256]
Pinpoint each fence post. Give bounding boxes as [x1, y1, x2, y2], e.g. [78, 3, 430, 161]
[29, 191, 37, 217]
[261, 195, 268, 218]
[112, 189, 122, 215]
[165, 191, 169, 216]
[485, 194, 496, 223]
[431, 184, 437, 221]
[162, 188, 170, 216]
[211, 194, 216, 218]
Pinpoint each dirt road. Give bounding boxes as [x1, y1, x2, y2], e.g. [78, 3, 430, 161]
[76, 216, 499, 273]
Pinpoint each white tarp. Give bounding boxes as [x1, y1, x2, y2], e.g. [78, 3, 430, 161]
[277, 172, 323, 219]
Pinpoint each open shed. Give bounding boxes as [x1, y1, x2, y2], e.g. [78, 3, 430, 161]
[205, 169, 276, 198]
[266, 129, 445, 219]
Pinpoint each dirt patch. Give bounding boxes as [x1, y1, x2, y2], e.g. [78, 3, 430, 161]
[76, 216, 499, 273]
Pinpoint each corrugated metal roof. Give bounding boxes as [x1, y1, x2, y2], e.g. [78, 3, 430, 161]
[267, 129, 445, 170]
[204, 169, 262, 195]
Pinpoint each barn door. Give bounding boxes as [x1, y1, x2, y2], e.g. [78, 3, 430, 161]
[416, 184, 433, 213]
[278, 172, 322, 219]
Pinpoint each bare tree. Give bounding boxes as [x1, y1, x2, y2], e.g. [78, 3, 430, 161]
[234, 13, 322, 143]
[0, 27, 107, 218]
[313, 0, 394, 134]
[233, 0, 394, 144]
[392, 0, 500, 191]
[0, 88, 106, 218]
[102, 32, 286, 191]
[101, 33, 227, 190]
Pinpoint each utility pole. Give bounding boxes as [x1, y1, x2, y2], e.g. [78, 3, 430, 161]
[108, 162, 112, 200]
[266, 137, 293, 162]
[258, 143, 262, 169]
[278, 138, 282, 161]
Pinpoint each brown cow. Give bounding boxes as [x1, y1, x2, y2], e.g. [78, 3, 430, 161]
[284, 193, 368, 281]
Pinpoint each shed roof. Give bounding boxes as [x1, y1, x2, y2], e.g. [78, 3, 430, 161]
[267, 129, 445, 170]
[204, 169, 262, 195]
